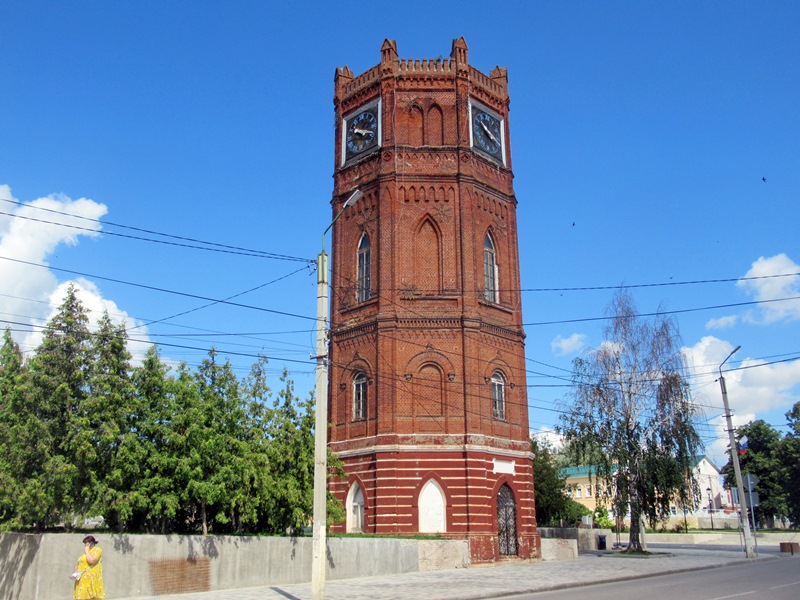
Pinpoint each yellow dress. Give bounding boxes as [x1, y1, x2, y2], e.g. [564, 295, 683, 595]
[74, 546, 106, 599]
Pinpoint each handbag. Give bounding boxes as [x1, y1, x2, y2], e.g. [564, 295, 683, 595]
[70, 570, 83, 581]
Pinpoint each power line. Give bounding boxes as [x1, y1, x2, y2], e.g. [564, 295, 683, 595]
[519, 272, 800, 293]
[0, 200, 312, 262]
[522, 296, 800, 326]
[0, 255, 318, 322]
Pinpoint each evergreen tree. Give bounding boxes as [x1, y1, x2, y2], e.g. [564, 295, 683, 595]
[83, 312, 137, 529]
[130, 345, 180, 533]
[173, 349, 243, 534]
[0, 328, 26, 525]
[25, 284, 91, 528]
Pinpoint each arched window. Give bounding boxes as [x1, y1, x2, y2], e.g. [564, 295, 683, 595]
[357, 233, 371, 303]
[483, 233, 498, 303]
[491, 371, 506, 420]
[418, 479, 446, 533]
[353, 372, 367, 420]
[346, 482, 364, 533]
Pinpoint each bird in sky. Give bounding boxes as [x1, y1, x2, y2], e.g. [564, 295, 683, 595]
[762, 176, 767, 182]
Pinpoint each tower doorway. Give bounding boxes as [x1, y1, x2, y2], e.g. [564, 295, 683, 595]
[497, 484, 518, 556]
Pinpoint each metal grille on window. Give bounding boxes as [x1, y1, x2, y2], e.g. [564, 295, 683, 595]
[491, 372, 505, 420]
[497, 484, 518, 556]
[353, 373, 367, 420]
[357, 233, 371, 303]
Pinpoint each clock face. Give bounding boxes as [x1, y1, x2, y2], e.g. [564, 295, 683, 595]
[345, 108, 379, 160]
[472, 107, 503, 162]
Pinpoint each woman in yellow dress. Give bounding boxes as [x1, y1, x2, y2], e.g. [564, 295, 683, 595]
[73, 535, 106, 599]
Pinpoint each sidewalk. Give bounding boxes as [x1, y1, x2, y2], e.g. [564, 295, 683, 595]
[118, 546, 778, 600]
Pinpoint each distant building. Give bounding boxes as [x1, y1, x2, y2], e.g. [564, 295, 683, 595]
[560, 456, 736, 528]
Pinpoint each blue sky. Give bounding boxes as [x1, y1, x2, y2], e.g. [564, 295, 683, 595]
[1, 1, 799, 466]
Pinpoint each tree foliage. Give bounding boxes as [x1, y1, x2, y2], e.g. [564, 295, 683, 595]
[530, 437, 571, 526]
[558, 290, 702, 551]
[783, 403, 800, 526]
[0, 288, 345, 535]
[723, 416, 795, 528]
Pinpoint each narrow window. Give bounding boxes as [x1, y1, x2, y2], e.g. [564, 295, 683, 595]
[483, 233, 498, 303]
[353, 372, 367, 420]
[357, 233, 371, 303]
[491, 371, 506, 420]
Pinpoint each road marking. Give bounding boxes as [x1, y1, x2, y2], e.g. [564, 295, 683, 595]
[710, 593, 755, 600]
[769, 581, 800, 590]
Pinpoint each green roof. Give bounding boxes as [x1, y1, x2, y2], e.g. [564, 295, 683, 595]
[560, 455, 712, 480]
[559, 465, 598, 478]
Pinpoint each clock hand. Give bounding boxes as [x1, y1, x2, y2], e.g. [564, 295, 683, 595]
[481, 121, 499, 144]
[353, 127, 373, 137]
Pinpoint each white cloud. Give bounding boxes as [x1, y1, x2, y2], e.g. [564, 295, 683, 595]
[551, 333, 586, 356]
[682, 335, 799, 465]
[684, 335, 800, 425]
[705, 315, 737, 330]
[0, 185, 150, 363]
[737, 254, 800, 323]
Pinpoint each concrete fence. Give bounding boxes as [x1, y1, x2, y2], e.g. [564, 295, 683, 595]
[538, 527, 613, 552]
[0, 533, 471, 600]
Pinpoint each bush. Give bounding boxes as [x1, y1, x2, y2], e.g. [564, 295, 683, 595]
[557, 499, 592, 524]
[593, 507, 614, 529]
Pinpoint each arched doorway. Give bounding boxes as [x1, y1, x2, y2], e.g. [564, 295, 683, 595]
[497, 484, 518, 556]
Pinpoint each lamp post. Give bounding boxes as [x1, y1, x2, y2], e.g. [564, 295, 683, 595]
[707, 487, 714, 530]
[311, 189, 362, 600]
[718, 345, 755, 558]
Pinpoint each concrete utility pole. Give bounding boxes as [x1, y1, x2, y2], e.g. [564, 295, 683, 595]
[312, 189, 362, 600]
[718, 345, 755, 559]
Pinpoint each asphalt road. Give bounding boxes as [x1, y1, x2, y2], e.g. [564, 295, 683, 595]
[505, 554, 800, 600]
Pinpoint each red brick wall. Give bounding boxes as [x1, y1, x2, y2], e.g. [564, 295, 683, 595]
[328, 38, 539, 560]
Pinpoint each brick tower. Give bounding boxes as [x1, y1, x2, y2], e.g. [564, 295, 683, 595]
[327, 38, 539, 562]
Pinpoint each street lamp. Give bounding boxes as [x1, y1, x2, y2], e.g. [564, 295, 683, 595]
[312, 189, 362, 600]
[718, 345, 755, 558]
[706, 487, 714, 530]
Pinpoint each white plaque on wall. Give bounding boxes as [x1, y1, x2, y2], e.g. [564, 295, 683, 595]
[493, 459, 515, 475]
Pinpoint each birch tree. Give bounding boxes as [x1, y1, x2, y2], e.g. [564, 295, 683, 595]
[559, 290, 701, 551]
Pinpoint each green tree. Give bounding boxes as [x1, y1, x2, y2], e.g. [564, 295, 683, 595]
[83, 312, 138, 529]
[530, 437, 570, 526]
[173, 349, 243, 535]
[723, 419, 787, 528]
[235, 355, 277, 532]
[130, 345, 181, 533]
[782, 402, 800, 527]
[24, 284, 91, 528]
[558, 290, 702, 552]
[255, 369, 344, 533]
[0, 328, 26, 525]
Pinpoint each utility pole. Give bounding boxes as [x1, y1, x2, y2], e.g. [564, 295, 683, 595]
[312, 189, 362, 600]
[718, 345, 755, 558]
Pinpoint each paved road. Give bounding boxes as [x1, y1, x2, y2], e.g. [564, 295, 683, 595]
[506, 553, 800, 600]
[117, 545, 792, 600]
